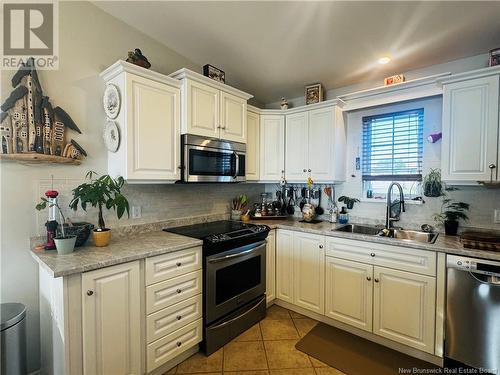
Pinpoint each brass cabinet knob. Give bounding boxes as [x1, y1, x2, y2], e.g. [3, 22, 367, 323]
[319, 245, 324, 249]
[366, 276, 372, 281]
[303, 169, 307, 172]
[370, 253, 376, 257]
[176, 289, 182, 294]
[176, 315, 182, 320]
[374, 278, 380, 283]
[87, 290, 94, 296]
[176, 341, 182, 347]
[176, 262, 182, 267]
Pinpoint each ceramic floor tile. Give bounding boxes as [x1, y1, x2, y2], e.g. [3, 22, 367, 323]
[224, 371, 269, 375]
[233, 323, 262, 342]
[314, 367, 347, 375]
[260, 319, 299, 340]
[264, 340, 312, 369]
[223, 340, 268, 371]
[270, 369, 316, 375]
[176, 348, 223, 374]
[288, 310, 308, 319]
[308, 356, 329, 368]
[293, 318, 318, 338]
[265, 305, 291, 320]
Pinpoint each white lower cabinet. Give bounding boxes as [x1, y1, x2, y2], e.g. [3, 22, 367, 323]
[276, 230, 439, 358]
[293, 232, 325, 314]
[82, 261, 141, 375]
[266, 230, 276, 303]
[276, 230, 325, 314]
[276, 230, 294, 303]
[325, 257, 373, 332]
[373, 266, 436, 354]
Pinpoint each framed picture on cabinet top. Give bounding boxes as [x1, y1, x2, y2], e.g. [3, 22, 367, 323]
[489, 48, 500, 67]
[305, 83, 324, 105]
[203, 64, 225, 83]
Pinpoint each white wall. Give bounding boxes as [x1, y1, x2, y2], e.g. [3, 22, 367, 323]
[1, 2, 219, 372]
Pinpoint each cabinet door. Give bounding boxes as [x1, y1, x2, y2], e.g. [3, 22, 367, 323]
[260, 115, 285, 181]
[308, 107, 336, 182]
[285, 112, 309, 182]
[373, 266, 436, 354]
[82, 261, 141, 375]
[246, 111, 260, 181]
[293, 232, 325, 314]
[276, 230, 294, 303]
[266, 230, 276, 303]
[220, 91, 247, 143]
[442, 75, 499, 182]
[186, 80, 220, 138]
[127, 74, 180, 181]
[325, 257, 373, 332]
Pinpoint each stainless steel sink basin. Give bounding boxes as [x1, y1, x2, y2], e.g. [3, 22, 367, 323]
[334, 225, 439, 244]
[334, 224, 382, 236]
[389, 229, 439, 244]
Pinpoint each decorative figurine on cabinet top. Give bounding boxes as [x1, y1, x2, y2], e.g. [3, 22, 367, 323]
[126, 48, 151, 69]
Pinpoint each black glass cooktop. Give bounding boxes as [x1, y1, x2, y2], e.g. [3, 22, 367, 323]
[163, 220, 252, 240]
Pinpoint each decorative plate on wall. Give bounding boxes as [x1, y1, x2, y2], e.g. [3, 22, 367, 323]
[103, 84, 121, 119]
[103, 120, 120, 152]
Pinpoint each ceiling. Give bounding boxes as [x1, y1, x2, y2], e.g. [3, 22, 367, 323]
[95, 1, 500, 104]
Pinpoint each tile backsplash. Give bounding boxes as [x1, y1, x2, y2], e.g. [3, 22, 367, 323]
[35, 179, 265, 236]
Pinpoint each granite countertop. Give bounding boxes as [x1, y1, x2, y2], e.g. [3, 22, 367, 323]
[31, 231, 202, 278]
[250, 218, 500, 261]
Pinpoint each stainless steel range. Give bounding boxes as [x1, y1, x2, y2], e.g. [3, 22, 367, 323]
[164, 221, 270, 355]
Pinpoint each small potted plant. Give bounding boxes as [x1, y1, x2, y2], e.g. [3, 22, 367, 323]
[338, 196, 360, 210]
[36, 194, 77, 254]
[422, 169, 443, 197]
[433, 198, 470, 236]
[69, 171, 130, 247]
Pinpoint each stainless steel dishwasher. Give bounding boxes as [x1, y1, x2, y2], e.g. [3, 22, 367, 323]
[446, 254, 500, 372]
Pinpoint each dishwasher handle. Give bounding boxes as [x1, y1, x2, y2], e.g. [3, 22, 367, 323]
[469, 272, 500, 285]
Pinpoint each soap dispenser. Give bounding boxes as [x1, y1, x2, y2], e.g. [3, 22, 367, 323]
[338, 206, 349, 224]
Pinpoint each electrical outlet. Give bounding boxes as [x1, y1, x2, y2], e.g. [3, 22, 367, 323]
[494, 209, 500, 224]
[131, 206, 142, 219]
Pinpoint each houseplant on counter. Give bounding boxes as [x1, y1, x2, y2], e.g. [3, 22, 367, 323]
[433, 198, 470, 236]
[69, 171, 130, 247]
[338, 196, 360, 210]
[422, 169, 443, 197]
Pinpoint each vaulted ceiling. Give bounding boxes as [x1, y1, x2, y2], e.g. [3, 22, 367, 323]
[95, 1, 500, 104]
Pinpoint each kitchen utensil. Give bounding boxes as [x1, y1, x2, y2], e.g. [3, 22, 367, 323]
[316, 189, 324, 215]
[286, 197, 295, 215]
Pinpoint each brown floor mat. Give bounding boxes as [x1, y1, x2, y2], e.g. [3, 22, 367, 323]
[295, 322, 440, 375]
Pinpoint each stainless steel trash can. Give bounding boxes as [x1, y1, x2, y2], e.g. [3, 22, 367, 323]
[1, 303, 27, 375]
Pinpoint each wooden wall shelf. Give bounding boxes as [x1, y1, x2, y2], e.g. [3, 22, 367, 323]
[0, 153, 82, 165]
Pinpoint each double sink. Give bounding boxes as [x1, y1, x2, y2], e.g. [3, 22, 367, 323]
[334, 224, 439, 244]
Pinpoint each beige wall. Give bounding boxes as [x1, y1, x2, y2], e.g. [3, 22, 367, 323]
[1, 2, 258, 373]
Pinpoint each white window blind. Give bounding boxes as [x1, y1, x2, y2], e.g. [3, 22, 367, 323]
[362, 109, 424, 182]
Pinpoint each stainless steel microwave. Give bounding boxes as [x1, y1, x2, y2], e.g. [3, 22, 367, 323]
[181, 134, 246, 182]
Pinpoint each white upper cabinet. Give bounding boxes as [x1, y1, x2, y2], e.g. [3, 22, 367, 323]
[260, 114, 285, 181]
[285, 103, 346, 183]
[186, 80, 220, 139]
[285, 112, 309, 181]
[246, 109, 260, 180]
[170, 69, 252, 143]
[441, 73, 500, 182]
[220, 91, 247, 143]
[100, 61, 182, 183]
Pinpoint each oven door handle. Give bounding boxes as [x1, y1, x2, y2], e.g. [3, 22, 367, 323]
[208, 243, 265, 263]
[232, 151, 239, 179]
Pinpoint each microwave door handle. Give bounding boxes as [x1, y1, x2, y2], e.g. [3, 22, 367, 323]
[233, 151, 239, 179]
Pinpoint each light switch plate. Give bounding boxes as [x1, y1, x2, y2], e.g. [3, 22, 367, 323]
[131, 206, 142, 219]
[494, 209, 500, 224]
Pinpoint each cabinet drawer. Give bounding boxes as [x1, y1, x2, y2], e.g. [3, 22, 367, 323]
[146, 270, 202, 314]
[146, 247, 202, 286]
[147, 318, 202, 372]
[147, 294, 202, 343]
[326, 237, 436, 276]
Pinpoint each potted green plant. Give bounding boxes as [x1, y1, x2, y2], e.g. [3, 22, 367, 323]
[422, 169, 443, 197]
[433, 198, 470, 236]
[36, 194, 77, 254]
[338, 196, 360, 210]
[69, 171, 130, 247]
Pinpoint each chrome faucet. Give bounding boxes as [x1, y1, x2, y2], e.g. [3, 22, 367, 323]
[386, 182, 405, 229]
